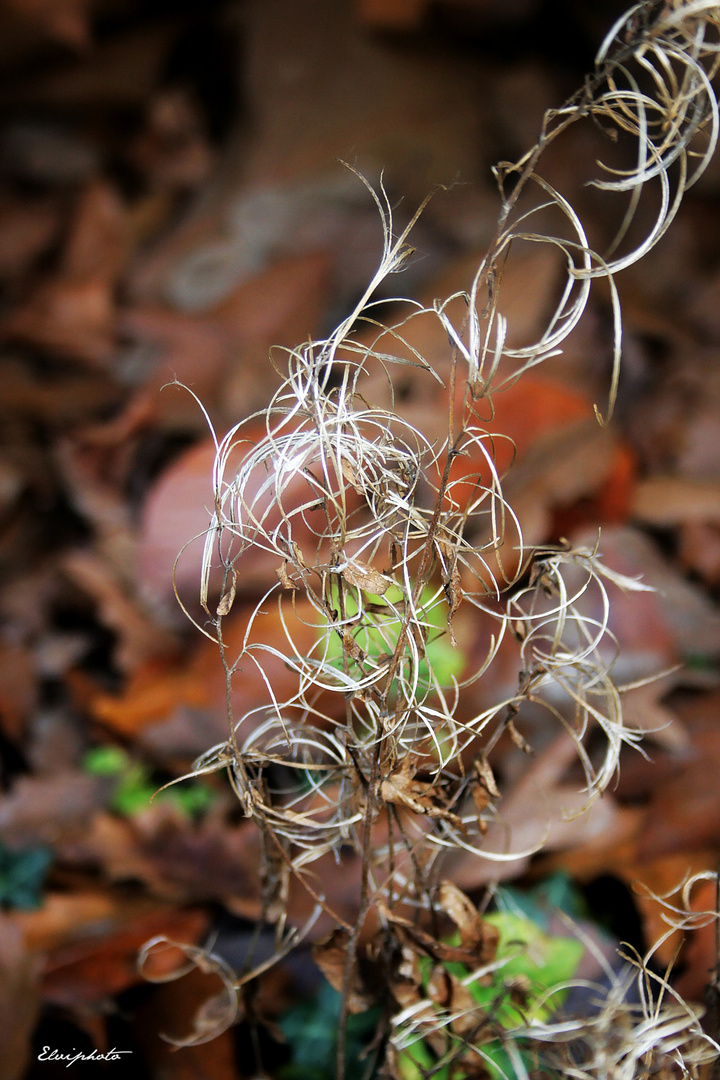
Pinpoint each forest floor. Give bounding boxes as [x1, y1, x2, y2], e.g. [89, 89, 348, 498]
[2, 1, 720, 1077]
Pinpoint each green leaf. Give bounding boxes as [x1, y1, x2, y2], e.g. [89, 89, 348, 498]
[82, 744, 128, 776]
[82, 747, 216, 819]
[411, 902, 584, 1079]
[278, 979, 381, 1080]
[324, 584, 465, 698]
[456, 912, 583, 1027]
[0, 843, 53, 910]
[396, 1038, 446, 1080]
[169, 781, 216, 816]
[111, 764, 159, 816]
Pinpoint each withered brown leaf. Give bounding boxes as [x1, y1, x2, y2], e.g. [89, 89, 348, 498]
[380, 757, 464, 830]
[216, 574, 236, 616]
[342, 560, 390, 595]
[438, 881, 498, 961]
[378, 904, 495, 970]
[426, 964, 480, 1036]
[312, 929, 374, 1013]
[276, 561, 298, 591]
[507, 719, 534, 756]
[473, 755, 500, 800]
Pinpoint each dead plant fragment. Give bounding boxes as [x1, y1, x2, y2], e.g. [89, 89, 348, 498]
[152, 1, 720, 1075]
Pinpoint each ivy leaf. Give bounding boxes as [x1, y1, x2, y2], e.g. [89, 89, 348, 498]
[471, 912, 585, 1026]
[278, 979, 380, 1080]
[0, 843, 53, 910]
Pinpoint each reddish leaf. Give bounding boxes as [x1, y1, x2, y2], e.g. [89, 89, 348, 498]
[0, 0, 94, 49]
[0, 643, 35, 743]
[40, 905, 210, 1007]
[673, 877, 720, 1004]
[357, 0, 428, 29]
[637, 692, 720, 862]
[89, 598, 324, 749]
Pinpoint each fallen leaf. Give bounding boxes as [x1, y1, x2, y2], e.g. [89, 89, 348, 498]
[137, 421, 364, 616]
[88, 598, 324, 751]
[75, 811, 263, 917]
[0, 356, 121, 425]
[0, 0, 94, 49]
[0, 770, 105, 848]
[0, 274, 116, 363]
[0, 181, 127, 365]
[62, 180, 128, 284]
[0, 643, 35, 743]
[10, 888, 159, 954]
[41, 905, 210, 1008]
[679, 520, 720, 586]
[573, 525, 720, 666]
[0, 912, 40, 1080]
[673, 877, 720, 1004]
[632, 474, 720, 526]
[0, 193, 61, 283]
[124, 251, 331, 429]
[628, 855, 718, 971]
[636, 691, 720, 862]
[134, 961, 240, 1080]
[445, 732, 625, 891]
[135, 435, 251, 615]
[62, 548, 177, 673]
[358, 0, 427, 29]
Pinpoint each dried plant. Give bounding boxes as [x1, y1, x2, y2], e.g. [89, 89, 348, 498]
[390, 951, 718, 1080]
[509, 874, 720, 1080]
[144, 2, 720, 1076]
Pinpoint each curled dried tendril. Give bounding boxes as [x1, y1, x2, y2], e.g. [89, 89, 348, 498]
[137, 937, 240, 1047]
[138, 906, 322, 1046]
[515, 954, 720, 1080]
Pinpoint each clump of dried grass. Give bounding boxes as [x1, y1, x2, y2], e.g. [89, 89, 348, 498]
[145, 2, 720, 1075]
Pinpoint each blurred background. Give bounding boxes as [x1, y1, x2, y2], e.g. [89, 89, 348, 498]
[2, 0, 720, 1076]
